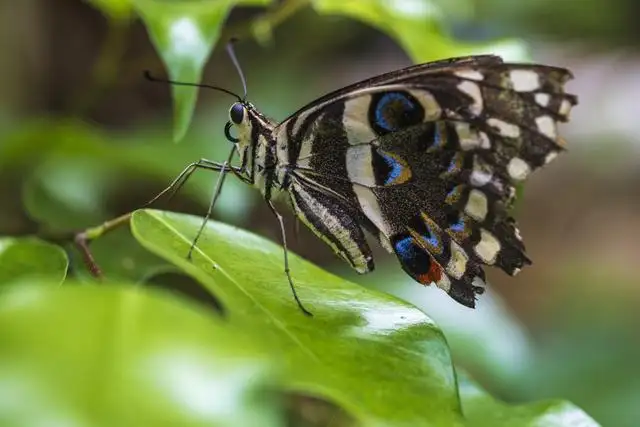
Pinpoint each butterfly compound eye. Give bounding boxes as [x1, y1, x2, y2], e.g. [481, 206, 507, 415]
[229, 102, 245, 124]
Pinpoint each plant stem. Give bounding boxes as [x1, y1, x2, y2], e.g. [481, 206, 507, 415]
[74, 212, 132, 278]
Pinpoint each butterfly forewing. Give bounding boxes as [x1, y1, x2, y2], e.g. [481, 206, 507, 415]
[271, 56, 576, 308]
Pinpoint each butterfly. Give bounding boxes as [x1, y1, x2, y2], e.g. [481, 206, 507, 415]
[150, 54, 577, 316]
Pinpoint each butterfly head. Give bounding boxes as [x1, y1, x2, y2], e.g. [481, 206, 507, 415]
[225, 101, 275, 165]
[224, 101, 251, 157]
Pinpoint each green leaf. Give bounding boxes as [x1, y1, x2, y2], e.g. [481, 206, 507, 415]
[0, 283, 284, 427]
[85, 0, 133, 20]
[128, 209, 600, 426]
[132, 0, 273, 142]
[0, 238, 68, 285]
[459, 373, 600, 427]
[312, 0, 530, 62]
[130, 209, 463, 426]
[368, 272, 535, 388]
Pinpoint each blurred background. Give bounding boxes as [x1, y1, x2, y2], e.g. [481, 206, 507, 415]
[1, 0, 639, 425]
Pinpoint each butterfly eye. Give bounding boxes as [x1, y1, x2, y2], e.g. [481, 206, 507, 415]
[229, 102, 245, 124]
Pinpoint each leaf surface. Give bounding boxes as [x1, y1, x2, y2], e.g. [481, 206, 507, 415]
[131, 209, 463, 426]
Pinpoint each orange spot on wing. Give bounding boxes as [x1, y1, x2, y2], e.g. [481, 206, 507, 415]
[427, 260, 443, 282]
[416, 260, 443, 285]
[416, 274, 432, 285]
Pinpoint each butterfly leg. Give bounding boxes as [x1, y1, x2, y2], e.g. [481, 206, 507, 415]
[266, 199, 313, 317]
[145, 159, 245, 207]
[187, 156, 233, 260]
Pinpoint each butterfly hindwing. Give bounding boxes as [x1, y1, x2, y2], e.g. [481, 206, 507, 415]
[275, 56, 576, 307]
[288, 177, 374, 274]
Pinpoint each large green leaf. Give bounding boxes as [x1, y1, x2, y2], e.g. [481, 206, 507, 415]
[367, 272, 535, 389]
[312, 0, 530, 62]
[0, 283, 284, 427]
[131, 209, 463, 426]
[459, 373, 600, 427]
[127, 209, 599, 426]
[132, 0, 273, 142]
[0, 238, 68, 285]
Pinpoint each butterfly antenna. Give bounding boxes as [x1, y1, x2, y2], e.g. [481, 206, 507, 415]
[226, 38, 248, 100]
[143, 70, 242, 102]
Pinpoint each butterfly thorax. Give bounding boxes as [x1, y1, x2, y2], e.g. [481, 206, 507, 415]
[228, 101, 287, 200]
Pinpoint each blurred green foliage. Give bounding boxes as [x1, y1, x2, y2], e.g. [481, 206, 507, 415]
[476, 0, 640, 47]
[1, 0, 638, 425]
[0, 283, 284, 427]
[133, 0, 273, 141]
[0, 238, 68, 285]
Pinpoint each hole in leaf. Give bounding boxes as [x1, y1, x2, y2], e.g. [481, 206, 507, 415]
[284, 392, 356, 427]
[145, 270, 225, 316]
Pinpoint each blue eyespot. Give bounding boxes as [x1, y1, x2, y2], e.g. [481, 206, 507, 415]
[230, 102, 245, 124]
[394, 236, 416, 262]
[393, 233, 439, 285]
[419, 230, 440, 250]
[445, 185, 465, 205]
[379, 152, 403, 185]
[450, 218, 466, 233]
[371, 149, 412, 186]
[372, 91, 423, 133]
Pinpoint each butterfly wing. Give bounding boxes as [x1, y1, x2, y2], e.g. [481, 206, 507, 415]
[276, 56, 577, 307]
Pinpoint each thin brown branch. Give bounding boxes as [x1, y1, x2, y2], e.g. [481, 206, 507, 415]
[73, 212, 133, 278]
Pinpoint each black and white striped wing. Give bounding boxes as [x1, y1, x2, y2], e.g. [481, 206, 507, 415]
[275, 56, 577, 307]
